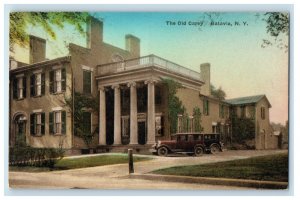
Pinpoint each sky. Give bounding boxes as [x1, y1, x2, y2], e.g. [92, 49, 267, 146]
[12, 12, 289, 124]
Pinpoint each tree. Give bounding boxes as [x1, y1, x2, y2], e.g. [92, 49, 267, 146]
[210, 84, 226, 100]
[162, 79, 186, 134]
[65, 92, 98, 148]
[10, 12, 89, 51]
[261, 12, 289, 51]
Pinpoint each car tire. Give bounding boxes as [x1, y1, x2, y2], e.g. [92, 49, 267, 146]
[194, 146, 204, 156]
[210, 144, 221, 154]
[157, 147, 168, 156]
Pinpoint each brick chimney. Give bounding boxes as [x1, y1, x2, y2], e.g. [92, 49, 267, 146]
[29, 35, 46, 64]
[200, 63, 211, 96]
[125, 34, 140, 58]
[86, 16, 103, 49]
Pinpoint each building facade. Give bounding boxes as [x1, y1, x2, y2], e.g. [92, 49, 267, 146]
[9, 17, 279, 153]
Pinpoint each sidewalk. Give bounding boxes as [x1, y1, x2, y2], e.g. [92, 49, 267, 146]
[128, 173, 288, 189]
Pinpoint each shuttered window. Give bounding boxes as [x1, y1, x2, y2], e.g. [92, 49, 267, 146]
[49, 68, 66, 94]
[30, 73, 45, 97]
[30, 112, 45, 136]
[13, 77, 26, 100]
[49, 110, 66, 134]
[203, 99, 209, 116]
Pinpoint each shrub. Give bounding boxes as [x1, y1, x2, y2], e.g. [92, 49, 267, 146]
[9, 146, 64, 168]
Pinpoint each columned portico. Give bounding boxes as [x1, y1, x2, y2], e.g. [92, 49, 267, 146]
[112, 84, 121, 145]
[99, 87, 106, 145]
[145, 79, 156, 144]
[128, 82, 138, 144]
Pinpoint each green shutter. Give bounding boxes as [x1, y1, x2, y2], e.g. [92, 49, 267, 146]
[22, 77, 26, 98]
[12, 78, 18, 99]
[83, 71, 91, 94]
[30, 74, 35, 97]
[30, 113, 35, 135]
[49, 71, 54, 93]
[41, 112, 45, 135]
[207, 101, 209, 115]
[61, 68, 66, 91]
[61, 111, 66, 134]
[41, 73, 45, 95]
[49, 112, 54, 134]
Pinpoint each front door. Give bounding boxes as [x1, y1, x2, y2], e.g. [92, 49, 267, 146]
[138, 121, 146, 145]
[14, 115, 26, 146]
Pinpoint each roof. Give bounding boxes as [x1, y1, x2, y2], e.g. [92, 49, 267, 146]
[223, 94, 271, 107]
[10, 56, 71, 73]
[174, 132, 220, 135]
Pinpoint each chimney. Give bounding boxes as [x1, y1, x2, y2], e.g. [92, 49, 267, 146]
[29, 35, 46, 64]
[86, 16, 103, 49]
[125, 34, 140, 58]
[200, 63, 211, 96]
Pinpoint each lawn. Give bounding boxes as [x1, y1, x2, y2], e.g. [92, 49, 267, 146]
[152, 153, 288, 182]
[10, 154, 152, 172]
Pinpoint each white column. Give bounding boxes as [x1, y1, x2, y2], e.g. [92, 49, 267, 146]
[99, 87, 106, 145]
[145, 79, 156, 144]
[112, 84, 121, 145]
[128, 82, 138, 144]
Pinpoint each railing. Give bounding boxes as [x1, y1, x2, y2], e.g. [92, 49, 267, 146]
[97, 55, 201, 80]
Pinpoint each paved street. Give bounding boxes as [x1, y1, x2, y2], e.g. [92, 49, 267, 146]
[9, 149, 287, 190]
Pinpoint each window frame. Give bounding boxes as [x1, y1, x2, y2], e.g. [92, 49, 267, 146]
[50, 68, 66, 94]
[261, 107, 266, 120]
[49, 110, 66, 135]
[203, 99, 209, 116]
[30, 112, 45, 136]
[83, 70, 92, 94]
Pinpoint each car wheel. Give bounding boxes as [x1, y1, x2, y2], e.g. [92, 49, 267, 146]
[210, 144, 221, 154]
[157, 147, 168, 156]
[194, 146, 204, 156]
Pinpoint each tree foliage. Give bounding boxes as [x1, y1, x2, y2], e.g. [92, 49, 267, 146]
[10, 12, 89, 50]
[65, 92, 98, 148]
[210, 84, 226, 100]
[193, 107, 203, 132]
[231, 117, 255, 143]
[262, 12, 289, 51]
[162, 79, 186, 134]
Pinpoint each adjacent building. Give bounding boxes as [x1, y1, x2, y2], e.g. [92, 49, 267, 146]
[9, 17, 279, 154]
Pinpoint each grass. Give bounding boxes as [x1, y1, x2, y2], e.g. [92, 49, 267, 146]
[10, 154, 152, 172]
[152, 153, 288, 182]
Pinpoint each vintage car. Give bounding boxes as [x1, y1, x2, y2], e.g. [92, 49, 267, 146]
[151, 133, 223, 156]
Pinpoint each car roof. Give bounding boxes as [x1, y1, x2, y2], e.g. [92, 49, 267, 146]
[174, 132, 220, 136]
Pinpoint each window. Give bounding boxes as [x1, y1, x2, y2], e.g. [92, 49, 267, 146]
[50, 68, 66, 93]
[30, 73, 45, 97]
[261, 107, 265, 120]
[82, 112, 92, 133]
[249, 106, 255, 119]
[240, 106, 246, 118]
[83, 70, 92, 94]
[203, 99, 209, 116]
[30, 112, 45, 136]
[219, 104, 225, 118]
[13, 77, 26, 100]
[49, 110, 66, 134]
